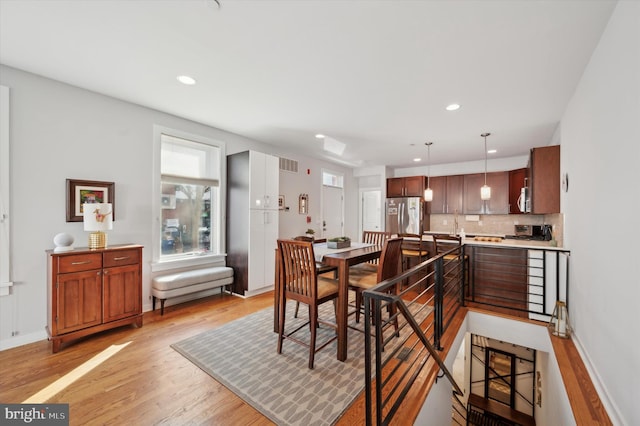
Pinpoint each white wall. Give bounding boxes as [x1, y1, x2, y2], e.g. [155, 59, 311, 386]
[0, 65, 357, 350]
[560, 2, 640, 424]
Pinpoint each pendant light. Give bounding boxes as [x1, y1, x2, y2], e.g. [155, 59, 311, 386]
[480, 133, 491, 200]
[424, 142, 433, 201]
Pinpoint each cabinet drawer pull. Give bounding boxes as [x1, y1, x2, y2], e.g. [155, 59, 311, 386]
[113, 256, 129, 261]
[71, 261, 92, 265]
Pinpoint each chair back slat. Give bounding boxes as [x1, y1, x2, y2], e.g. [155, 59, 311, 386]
[433, 234, 462, 256]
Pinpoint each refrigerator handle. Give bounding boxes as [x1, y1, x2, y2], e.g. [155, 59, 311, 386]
[398, 203, 403, 234]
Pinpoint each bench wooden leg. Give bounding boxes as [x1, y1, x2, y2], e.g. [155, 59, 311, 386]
[152, 296, 156, 311]
[160, 299, 166, 315]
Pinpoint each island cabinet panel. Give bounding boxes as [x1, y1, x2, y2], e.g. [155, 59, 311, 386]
[463, 172, 509, 214]
[47, 244, 143, 353]
[468, 246, 528, 310]
[530, 145, 560, 214]
[387, 176, 426, 197]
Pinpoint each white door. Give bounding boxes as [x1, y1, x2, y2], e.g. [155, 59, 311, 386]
[360, 189, 382, 238]
[322, 185, 343, 238]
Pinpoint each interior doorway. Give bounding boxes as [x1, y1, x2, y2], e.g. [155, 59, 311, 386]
[359, 189, 382, 239]
[321, 170, 344, 238]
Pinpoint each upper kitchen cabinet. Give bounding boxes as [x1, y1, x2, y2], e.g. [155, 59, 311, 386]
[509, 168, 528, 214]
[463, 171, 510, 214]
[530, 145, 560, 214]
[387, 176, 426, 197]
[427, 175, 464, 214]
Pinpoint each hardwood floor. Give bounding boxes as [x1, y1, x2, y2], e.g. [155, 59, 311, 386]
[0, 289, 612, 425]
[0, 291, 276, 425]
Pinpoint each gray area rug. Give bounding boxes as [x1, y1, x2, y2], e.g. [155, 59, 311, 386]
[172, 299, 430, 426]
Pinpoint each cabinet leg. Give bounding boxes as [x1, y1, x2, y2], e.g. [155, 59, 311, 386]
[51, 339, 61, 354]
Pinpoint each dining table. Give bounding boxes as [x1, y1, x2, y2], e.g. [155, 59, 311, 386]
[273, 241, 383, 362]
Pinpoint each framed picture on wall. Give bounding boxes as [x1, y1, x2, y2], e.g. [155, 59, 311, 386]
[66, 179, 115, 222]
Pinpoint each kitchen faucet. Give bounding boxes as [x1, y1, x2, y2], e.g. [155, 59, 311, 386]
[453, 210, 459, 235]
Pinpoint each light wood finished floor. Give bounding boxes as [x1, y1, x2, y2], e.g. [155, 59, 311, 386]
[0, 291, 611, 425]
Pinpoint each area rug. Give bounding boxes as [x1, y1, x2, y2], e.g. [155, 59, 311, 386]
[171, 300, 431, 426]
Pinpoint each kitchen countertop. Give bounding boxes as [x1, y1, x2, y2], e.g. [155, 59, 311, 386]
[419, 233, 566, 250]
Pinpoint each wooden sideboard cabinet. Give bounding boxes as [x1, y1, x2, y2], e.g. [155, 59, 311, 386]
[46, 244, 143, 353]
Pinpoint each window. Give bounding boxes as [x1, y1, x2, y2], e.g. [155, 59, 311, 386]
[153, 127, 224, 269]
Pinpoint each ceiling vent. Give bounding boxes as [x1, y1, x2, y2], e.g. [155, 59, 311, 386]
[279, 157, 298, 173]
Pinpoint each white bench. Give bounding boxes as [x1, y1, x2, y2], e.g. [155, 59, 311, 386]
[152, 266, 234, 315]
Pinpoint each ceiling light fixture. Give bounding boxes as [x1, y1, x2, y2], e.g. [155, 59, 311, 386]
[424, 142, 433, 202]
[488, 149, 497, 154]
[413, 158, 421, 162]
[177, 75, 196, 85]
[446, 104, 461, 111]
[315, 134, 325, 139]
[481, 133, 491, 201]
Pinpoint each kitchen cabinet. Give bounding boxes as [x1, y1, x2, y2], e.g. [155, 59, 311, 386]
[47, 245, 143, 353]
[227, 150, 279, 296]
[387, 176, 426, 197]
[509, 168, 528, 214]
[427, 175, 464, 214]
[463, 172, 509, 214]
[530, 145, 560, 214]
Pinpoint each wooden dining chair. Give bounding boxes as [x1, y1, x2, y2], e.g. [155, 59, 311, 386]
[292, 235, 338, 318]
[348, 237, 403, 325]
[351, 230, 391, 274]
[277, 239, 339, 369]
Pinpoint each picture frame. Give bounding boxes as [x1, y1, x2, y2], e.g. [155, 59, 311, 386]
[66, 179, 115, 222]
[278, 195, 285, 210]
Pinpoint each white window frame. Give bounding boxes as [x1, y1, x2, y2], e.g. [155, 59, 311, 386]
[151, 125, 226, 272]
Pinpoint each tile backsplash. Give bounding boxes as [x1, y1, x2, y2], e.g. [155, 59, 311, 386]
[429, 213, 564, 246]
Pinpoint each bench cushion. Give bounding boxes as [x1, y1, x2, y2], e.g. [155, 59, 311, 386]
[152, 267, 233, 291]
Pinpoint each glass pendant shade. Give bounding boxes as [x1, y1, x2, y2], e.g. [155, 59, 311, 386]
[424, 187, 433, 202]
[481, 185, 491, 200]
[424, 141, 434, 202]
[481, 133, 491, 200]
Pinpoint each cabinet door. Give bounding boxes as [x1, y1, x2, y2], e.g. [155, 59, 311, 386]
[404, 176, 425, 197]
[57, 270, 102, 334]
[485, 172, 510, 214]
[248, 210, 267, 291]
[463, 173, 485, 214]
[386, 178, 405, 197]
[446, 175, 464, 214]
[427, 176, 447, 214]
[103, 264, 141, 322]
[249, 151, 266, 209]
[531, 145, 560, 214]
[463, 172, 509, 214]
[263, 153, 280, 210]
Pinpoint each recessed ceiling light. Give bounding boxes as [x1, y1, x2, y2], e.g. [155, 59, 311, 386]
[177, 75, 196, 85]
[445, 103, 461, 111]
[488, 149, 497, 154]
[315, 134, 325, 139]
[413, 158, 421, 162]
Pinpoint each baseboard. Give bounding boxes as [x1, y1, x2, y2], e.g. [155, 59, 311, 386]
[571, 333, 624, 425]
[0, 329, 48, 351]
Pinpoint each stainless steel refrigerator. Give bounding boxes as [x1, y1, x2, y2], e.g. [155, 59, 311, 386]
[385, 197, 428, 235]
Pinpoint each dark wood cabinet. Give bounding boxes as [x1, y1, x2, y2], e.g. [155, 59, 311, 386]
[427, 175, 464, 214]
[509, 168, 528, 214]
[387, 176, 426, 197]
[469, 245, 528, 310]
[47, 244, 143, 352]
[530, 145, 560, 214]
[463, 172, 509, 214]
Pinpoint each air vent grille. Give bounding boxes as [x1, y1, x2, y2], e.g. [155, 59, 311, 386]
[279, 157, 298, 173]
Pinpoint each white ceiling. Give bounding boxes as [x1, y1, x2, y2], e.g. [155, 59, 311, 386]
[0, 0, 616, 168]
